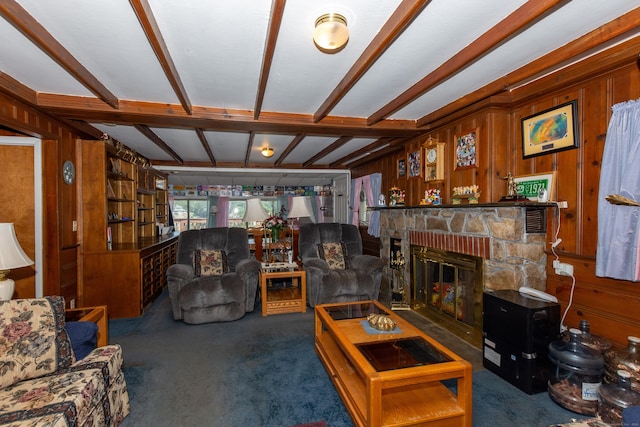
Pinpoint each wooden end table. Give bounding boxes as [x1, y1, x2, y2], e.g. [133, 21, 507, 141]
[65, 305, 109, 347]
[260, 263, 306, 316]
[314, 300, 472, 427]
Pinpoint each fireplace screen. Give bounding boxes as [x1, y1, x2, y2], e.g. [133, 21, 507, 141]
[411, 246, 483, 343]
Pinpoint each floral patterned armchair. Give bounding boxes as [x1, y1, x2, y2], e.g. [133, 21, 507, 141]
[0, 296, 130, 426]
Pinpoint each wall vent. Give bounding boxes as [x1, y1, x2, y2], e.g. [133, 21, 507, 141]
[525, 207, 546, 233]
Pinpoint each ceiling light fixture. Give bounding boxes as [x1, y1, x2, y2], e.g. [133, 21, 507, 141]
[261, 147, 274, 158]
[313, 13, 348, 53]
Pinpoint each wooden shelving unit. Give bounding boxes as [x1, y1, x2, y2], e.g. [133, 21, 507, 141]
[137, 166, 157, 239]
[155, 175, 168, 226]
[80, 139, 178, 318]
[137, 190, 155, 238]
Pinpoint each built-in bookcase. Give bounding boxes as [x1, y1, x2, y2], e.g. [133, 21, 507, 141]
[80, 139, 178, 317]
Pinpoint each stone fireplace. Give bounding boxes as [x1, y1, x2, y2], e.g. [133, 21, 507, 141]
[379, 203, 552, 347]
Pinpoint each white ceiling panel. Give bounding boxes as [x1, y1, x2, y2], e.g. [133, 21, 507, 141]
[0, 0, 636, 186]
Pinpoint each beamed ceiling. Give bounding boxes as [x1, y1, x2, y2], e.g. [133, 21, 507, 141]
[0, 0, 638, 186]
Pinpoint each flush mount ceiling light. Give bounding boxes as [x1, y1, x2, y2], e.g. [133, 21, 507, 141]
[261, 147, 274, 158]
[313, 13, 348, 53]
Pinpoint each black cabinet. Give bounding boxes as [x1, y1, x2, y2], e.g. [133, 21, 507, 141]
[482, 289, 560, 394]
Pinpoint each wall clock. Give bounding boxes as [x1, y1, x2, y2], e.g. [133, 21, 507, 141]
[62, 160, 75, 184]
[424, 140, 445, 182]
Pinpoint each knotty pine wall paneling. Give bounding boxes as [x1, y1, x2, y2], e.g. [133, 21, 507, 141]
[0, 92, 81, 304]
[352, 58, 640, 347]
[0, 142, 36, 298]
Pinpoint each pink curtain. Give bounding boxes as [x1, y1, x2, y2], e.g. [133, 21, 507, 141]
[216, 197, 229, 227]
[362, 175, 374, 207]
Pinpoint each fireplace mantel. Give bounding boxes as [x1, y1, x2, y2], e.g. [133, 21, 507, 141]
[373, 201, 558, 210]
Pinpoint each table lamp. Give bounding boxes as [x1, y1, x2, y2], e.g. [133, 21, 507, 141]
[287, 196, 314, 264]
[288, 196, 314, 227]
[0, 223, 34, 301]
[243, 198, 269, 262]
[243, 197, 268, 226]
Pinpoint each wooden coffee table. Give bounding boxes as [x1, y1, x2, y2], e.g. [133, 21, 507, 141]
[260, 263, 306, 316]
[314, 300, 472, 427]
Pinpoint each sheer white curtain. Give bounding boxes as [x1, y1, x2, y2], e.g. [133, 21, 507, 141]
[351, 178, 363, 226]
[596, 98, 640, 281]
[350, 174, 381, 236]
[206, 196, 218, 228]
[315, 195, 325, 223]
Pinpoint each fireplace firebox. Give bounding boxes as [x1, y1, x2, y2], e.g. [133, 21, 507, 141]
[411, 245, 483, 347]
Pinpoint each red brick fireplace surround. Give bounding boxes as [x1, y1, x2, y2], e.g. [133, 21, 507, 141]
[379, 203, 556, 345]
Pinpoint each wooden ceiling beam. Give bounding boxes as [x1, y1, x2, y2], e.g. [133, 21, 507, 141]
[367, 0, 570, 125]
[37, 94, 424, 137]
[417, 8, 640, 128]
[346, 144, 404, 169]
[195, 128, 216, 166]
[134, 124, 183, 164]
[0, 0, 119, 109]
[244, 132, 255, 167]
[275, 133, 305, 167]
[329, 137, 395, 167]
[303, 136, 353, 167]
[313, 0, 430, 122]
[254, 0, 286, 120]
[0, 71, 38, 105]
[130, 0, 192, 115]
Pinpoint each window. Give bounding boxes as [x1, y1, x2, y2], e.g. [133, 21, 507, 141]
[173, 199, 207, 231]
[173, 197, 279, 230]
[359, 189, 369, 225]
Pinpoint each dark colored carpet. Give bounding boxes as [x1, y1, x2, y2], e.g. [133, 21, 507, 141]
[110, 292, 589, 426]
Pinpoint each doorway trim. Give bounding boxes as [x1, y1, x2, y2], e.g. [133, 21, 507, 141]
[0, 136, 43, 297]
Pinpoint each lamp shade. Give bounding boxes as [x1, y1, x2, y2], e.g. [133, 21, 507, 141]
[0, 223, 33, 270]
[243, 198, 268, 222]
[0, 223, 34, 301]
[313, 13, 349, 53]
[288, 196, 314, 222]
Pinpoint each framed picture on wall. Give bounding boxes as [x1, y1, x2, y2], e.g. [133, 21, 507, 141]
[521, 101, 578, 159]
[454, 129, 478, 170]
[408, 150, 422, 178]
[397, 157, 406, 178]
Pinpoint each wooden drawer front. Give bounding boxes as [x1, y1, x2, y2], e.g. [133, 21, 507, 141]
[141, 255, 156, 308]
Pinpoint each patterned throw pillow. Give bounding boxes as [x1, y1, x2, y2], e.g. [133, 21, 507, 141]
[0, 296, 75, 388]
[193, 249, 228, 276]
[317, 242, 349, 270]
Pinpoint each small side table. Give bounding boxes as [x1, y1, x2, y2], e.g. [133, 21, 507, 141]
[260, 263, 306, 316]
[65, 305, 108, 347]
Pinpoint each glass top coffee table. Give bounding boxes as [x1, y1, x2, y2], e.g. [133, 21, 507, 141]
[314, 300, 472, 427]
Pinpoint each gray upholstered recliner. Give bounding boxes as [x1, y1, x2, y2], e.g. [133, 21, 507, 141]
[299, 222, 385, 307]
[167, 227, 260, 324]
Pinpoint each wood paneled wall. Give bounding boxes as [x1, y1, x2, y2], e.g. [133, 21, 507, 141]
[352, 58, 640, 347]
[0, 143, 35, 298]
[0, 92, 80, 303]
